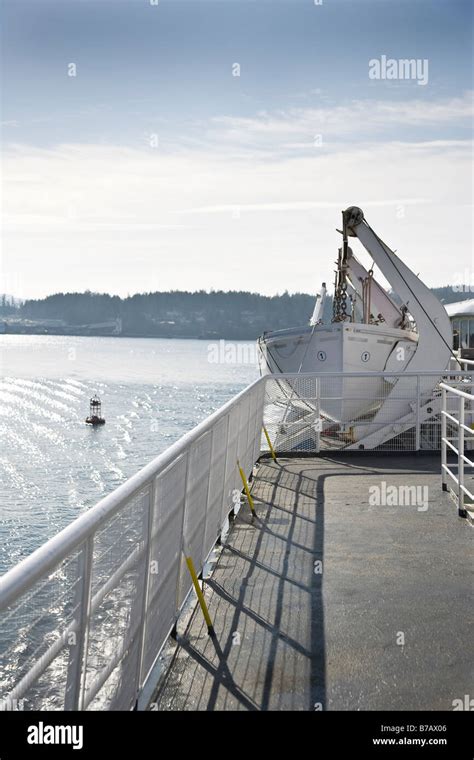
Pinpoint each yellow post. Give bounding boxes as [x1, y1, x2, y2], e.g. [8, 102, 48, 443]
[237, 460, 255, 515]
[185, 555, 215, 636]
[263, 425, 277, 462]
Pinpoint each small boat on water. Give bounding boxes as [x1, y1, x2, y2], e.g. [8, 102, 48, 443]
[257, 206, 455, 448]
[85, 394, 106, 426]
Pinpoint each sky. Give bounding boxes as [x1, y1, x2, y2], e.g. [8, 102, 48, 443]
[1, 0, 473, 300]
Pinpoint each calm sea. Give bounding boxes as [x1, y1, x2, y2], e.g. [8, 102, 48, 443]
[0, 335, 259, 574]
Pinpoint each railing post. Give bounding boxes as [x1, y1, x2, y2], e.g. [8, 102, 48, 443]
[257, 382, 266, 462]
[458, 395, 466, 517]
[415, 374, 421, 451]
[441, 387, 448, 492]
[201, 427, 216, 570]
[64, 536, 93, 711]
[175, 450, 191, 617]
[315, 378, 321, 454]
[136, 480, 156, 695]
[219, 414, 231, 528]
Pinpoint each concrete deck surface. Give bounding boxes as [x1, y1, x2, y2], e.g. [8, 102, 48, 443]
[152, 455, 473, 711]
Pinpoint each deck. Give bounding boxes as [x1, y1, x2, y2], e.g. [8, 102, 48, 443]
[151, 454, 473, 711]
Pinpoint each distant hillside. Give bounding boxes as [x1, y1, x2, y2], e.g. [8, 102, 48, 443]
[0, 287, 470, 339]
[429, 287, 473, 306]
[2, 290, 318, 339]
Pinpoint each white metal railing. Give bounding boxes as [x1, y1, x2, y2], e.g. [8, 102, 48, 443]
[262, 370, 473, 454]
[1, 368, 472, 712]
[459, 358, 474, 368]
[0, 378, 265, 712]
[441, 380, 474, 517]
[450, 354, 474, 372]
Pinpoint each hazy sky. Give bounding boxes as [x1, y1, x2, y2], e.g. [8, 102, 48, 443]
[1, 0, 473, 299]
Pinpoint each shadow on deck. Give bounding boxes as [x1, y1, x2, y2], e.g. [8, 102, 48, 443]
[151, 455, 472, 711]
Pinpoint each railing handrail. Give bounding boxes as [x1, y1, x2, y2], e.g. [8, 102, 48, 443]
[0, 376, 264, 611]
[439, 382, 474, 401]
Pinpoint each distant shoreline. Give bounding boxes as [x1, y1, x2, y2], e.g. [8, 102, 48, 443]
[0, 286, 469, 342]
[0, 329, 260, 341]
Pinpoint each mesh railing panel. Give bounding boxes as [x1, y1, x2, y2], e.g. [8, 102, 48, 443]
[203, 416, 229, 563]
[261, 374, 472, 454]
[176, 432, 213, 609]
[0, 550, 83, 710]
[236, 394, 251, 473]
[141, 453, 187, 685]
[221, 402, 243, 524]
[83, 488, 150, 710]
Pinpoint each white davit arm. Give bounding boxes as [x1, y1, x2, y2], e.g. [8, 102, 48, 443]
[342, 206, 454, 449]
[309, 283, 327, 326]
[343, 206, 453, 372]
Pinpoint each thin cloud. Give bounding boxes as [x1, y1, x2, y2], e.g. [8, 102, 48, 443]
[208, 92, 474, 148]
[178, 198, 432, 215]
[2, 96, 472, 298]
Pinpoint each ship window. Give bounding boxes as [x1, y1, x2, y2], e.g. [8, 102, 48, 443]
[452, 320, 459, 349]
[460, 320, 469, 349]
[470, 319, 474, 348]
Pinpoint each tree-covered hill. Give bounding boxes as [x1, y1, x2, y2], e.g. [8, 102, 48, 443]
[0, 287, 471, 339]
